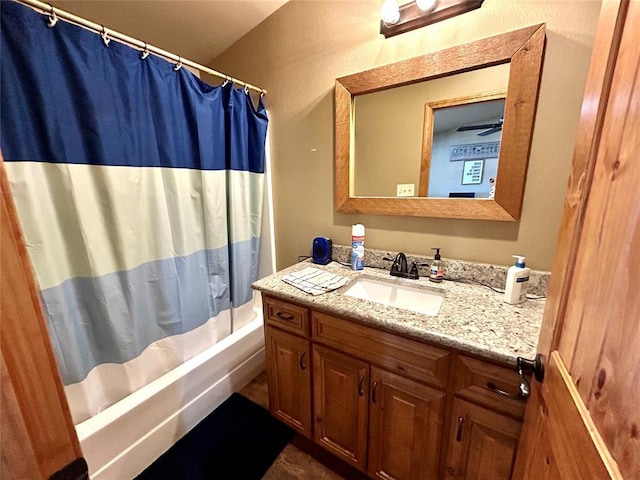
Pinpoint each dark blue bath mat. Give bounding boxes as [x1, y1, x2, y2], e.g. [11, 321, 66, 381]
[135, 393, 294, 480]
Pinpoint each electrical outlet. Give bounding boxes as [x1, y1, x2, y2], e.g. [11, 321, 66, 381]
[396, 183, 415, 197]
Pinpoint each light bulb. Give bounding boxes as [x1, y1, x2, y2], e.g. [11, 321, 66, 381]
[416, 0, 437, 11]
[381, 0, 400, 25]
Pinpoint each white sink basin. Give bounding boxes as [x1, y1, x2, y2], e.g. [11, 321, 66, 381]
[343, 277, 445, 316]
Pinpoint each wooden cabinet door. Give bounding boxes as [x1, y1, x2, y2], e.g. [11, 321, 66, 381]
[313, 344, 369, 471]
[368, 367, 445, 480]
[265, 326, 312, 437]
[445, 399, 522, 480]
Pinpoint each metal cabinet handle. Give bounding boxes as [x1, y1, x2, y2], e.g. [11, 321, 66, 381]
[487, 382, 522, 399]
[358, 375, 365, 396]
[299, 351, 306, 370]
[276, 311, 295, 321]
[372, 381, 379, 403]
[456, 416, 464, 442]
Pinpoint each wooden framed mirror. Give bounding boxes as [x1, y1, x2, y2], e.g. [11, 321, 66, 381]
[335, 24, 545, 221]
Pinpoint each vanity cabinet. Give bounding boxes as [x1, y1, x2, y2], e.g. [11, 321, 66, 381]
[311, 311, 448, 478]
[313, 344, 369, 470]
[444, 355, 526, 480]
[367, 367, 444, 479]
[444, 399, 522, 480]
[264, 298, 312, 437]
[312, 344, 445, 478]
[262, 295, 528, 480]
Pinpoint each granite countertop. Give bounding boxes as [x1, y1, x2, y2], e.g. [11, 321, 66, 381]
[252, 261, 545, 367]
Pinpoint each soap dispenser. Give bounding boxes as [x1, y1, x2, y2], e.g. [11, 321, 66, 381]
[504, 255, 530, 304]
[429, 248, 444, 283]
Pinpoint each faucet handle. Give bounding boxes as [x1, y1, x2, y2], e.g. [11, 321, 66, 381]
[410, 262, 419, 278]
[383, 254, 401, 273]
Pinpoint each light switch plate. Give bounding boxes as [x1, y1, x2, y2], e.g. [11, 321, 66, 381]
[396, 183, 415, 197]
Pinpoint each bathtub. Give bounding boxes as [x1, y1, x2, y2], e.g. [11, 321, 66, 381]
[76, 294, 267, 480]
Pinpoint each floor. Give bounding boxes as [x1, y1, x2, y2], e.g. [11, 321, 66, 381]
[238, 371, 354, 480]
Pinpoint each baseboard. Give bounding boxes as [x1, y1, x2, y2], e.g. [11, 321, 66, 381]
[80, 320, 265, 480]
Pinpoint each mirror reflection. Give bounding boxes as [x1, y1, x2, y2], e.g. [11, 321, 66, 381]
[353, 64, 510, 198]
[425, 96, 505, 199]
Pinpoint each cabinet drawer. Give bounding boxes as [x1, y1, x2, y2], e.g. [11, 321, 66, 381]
[453, 354, 526, 419]
[312, 311, 450, 389]
[264, 296, 310, 337]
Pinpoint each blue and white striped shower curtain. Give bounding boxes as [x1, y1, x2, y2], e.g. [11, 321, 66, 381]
[1, 2, 268, 423]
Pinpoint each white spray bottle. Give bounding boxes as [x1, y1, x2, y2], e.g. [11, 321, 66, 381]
[504, 255, 530, 304]
[351, 224, 365, 270]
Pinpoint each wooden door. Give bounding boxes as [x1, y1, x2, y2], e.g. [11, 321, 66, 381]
[265, 326, 312, 436]
[367, 367, 444, 480]
[445, 399, 522, 480]
[313, 344, 369, 471]
[513, 1, 638, 478]
[1, 156, 86, 478]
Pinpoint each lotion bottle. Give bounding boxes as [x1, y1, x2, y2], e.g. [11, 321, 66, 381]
[504, 255, 530, 304]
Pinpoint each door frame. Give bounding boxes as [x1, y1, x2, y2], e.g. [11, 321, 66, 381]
[1, 155, 85, 478]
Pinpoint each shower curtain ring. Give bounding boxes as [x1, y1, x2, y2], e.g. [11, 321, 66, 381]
[140, 42, 150, 60]
[47, 4, 58, 28]
[101, 25, 111, 46]
[222, 75, 230, 87]
[173, 56, 183, 72]
[244, 85, 249, 95]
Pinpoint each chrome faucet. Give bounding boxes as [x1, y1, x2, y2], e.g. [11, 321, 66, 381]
[384, 252, 421, 280]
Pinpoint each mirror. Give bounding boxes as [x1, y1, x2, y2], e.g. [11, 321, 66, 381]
[335, 24, 545, 221]
[353, 65, 509, 198]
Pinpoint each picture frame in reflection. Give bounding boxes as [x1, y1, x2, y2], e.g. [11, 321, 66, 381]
[461, 159, 484, 185]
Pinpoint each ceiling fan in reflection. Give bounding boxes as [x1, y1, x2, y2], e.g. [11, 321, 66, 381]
[456, 117, 503, 136]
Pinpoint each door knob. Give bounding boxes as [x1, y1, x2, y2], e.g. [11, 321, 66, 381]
[516, 354, 545, 398]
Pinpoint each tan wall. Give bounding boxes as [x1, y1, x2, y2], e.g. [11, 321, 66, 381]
[211, 0, 601, 271]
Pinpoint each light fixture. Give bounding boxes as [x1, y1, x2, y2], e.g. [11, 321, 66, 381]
[416, 0, 437, 11]
[380, 0, 485, 38]
[380, 0, 401, 25]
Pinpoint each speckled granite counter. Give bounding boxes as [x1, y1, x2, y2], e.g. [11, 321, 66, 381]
[252, 261, 545, 367]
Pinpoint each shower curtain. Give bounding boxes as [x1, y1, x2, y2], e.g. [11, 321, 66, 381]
[1, 2, 268, 423]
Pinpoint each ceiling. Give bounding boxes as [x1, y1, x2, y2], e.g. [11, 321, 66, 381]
[434, 99, 506, 133]
[52, 0, 290, 66]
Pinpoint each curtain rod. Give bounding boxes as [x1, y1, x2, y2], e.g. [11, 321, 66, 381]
[13, 0, 266, 95]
